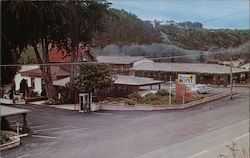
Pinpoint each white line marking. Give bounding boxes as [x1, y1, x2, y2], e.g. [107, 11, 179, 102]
[54, 128, 88, 134]
[92, 112, 114, 115]
[34, 127, 67, 132]
[32, 135, 56, 139]
[10, 123, 32, 127]
[30, 125, 49, 129]
[16, 154, 31, 158]
[188, 150, 208, 158]
[233, 133, 249, 141]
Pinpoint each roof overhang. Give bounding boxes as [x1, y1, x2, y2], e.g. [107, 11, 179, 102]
[0, 105, 31, 117]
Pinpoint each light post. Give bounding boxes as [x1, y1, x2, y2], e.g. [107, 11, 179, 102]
[16, 122, 20, 136]
[230, 46, 233, 100]
[182, 90, 185, 105]
[169, 76, 172, 105]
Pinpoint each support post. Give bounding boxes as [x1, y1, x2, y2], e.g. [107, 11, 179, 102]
[169, 76, 172, 105]
[16, 122, 20, 136]
[22, 113, 28, 133]
[233, 80, 235, 92]
[182, 90, 185, 105]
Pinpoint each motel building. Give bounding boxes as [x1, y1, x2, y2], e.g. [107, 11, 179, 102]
[131, 62, 249, 86]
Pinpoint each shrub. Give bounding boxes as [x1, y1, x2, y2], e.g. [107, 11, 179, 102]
[115, 97, 127, 102]
[144, 93, 161, 103]
[105, 97, 116, 102]
[156, 89, 168, 96]
[150, 99, 165, 105]
[21, 127, 32, 134]
[123, 98, 136, 106]
[0, 134, 10, 145]
[128, 92, 142, 103]
[128, 92, 142, 100]
[26, 88, 39, 97]
[45, 99, 56, 105]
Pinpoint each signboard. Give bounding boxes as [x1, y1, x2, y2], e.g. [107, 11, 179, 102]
[178, 74, 196, 85]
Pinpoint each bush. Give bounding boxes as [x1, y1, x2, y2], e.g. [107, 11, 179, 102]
[123, 98, 136, 106]
[115, 97, 127, 102]
[144, 93, 160, 102]
[128, 92, 142, 100]
[0, 134, 10, 145]
[105, 97, 116, 102]
[150, 99, 165, 105]
[28, 88, 38, 97]
[143, 93, 167, 105]
[156, 89, 168, 96]
[45, 99, 56, 105]
[128, 92, 142, 103]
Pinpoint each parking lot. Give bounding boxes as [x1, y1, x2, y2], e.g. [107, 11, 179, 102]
[2, 87, 249, 158]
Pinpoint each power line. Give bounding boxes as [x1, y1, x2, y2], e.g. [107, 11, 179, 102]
[0, 51, 230, 67]
[149, 51, 228, 60]
[202, 10, 249, 23]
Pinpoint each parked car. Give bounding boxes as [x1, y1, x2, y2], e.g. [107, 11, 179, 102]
[139, 90, 158, 97]
[189, 84, 212, 94]
[163, 81, 176, 89]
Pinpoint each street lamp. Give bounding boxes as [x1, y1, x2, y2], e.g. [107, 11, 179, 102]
[230, 46, 233, 100]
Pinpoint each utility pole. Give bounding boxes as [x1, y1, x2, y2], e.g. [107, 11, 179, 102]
[230, 46, 233, 100]
[169, 76, 172, 105]
[0, 2, 2, 131]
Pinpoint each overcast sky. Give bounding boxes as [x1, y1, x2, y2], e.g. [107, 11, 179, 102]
[109, 0, 249, 29]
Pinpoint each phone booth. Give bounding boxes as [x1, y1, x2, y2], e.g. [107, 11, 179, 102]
[79, 93, 92, 112]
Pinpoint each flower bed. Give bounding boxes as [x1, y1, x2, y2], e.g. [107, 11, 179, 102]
[0, 131, 20, 151]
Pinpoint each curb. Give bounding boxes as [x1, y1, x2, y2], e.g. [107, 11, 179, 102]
[100, 92, 236, 111]
[165, 91, 237, 110]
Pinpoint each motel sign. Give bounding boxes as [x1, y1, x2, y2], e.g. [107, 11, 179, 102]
[178, 74, 196, 85]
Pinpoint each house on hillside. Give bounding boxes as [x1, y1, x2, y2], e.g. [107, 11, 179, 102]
[132, 62, 249, 85]
[96, 55, 153, 75]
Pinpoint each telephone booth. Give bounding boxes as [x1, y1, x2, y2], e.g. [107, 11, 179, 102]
[79, 93, 92, 112]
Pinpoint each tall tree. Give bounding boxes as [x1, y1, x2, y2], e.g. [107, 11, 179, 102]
[2, 1, 69, 99]
[67, 0, 110, 78]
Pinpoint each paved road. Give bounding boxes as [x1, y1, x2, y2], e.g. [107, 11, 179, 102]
[2, 87, 249, 158]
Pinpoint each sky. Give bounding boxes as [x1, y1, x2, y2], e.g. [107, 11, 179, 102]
[109, 0, 249, 29]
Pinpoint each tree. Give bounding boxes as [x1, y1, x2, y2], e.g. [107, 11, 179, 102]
[19, 79, 29, 98]
[67, 64, 115, 111]
[2, 1, 69, 99]
[2, 1, 111, 100]
[67, 0, 110, 78]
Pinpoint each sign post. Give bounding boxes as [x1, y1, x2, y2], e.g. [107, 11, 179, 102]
[16, 122, 20, 136]
[177, 74, 196, 104]
[169, 76, 172, 105]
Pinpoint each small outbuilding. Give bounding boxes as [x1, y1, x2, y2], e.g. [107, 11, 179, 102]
[103, 75, 163, 99]
[53, 75, 163, 101]
[0, 105, 30, 132]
